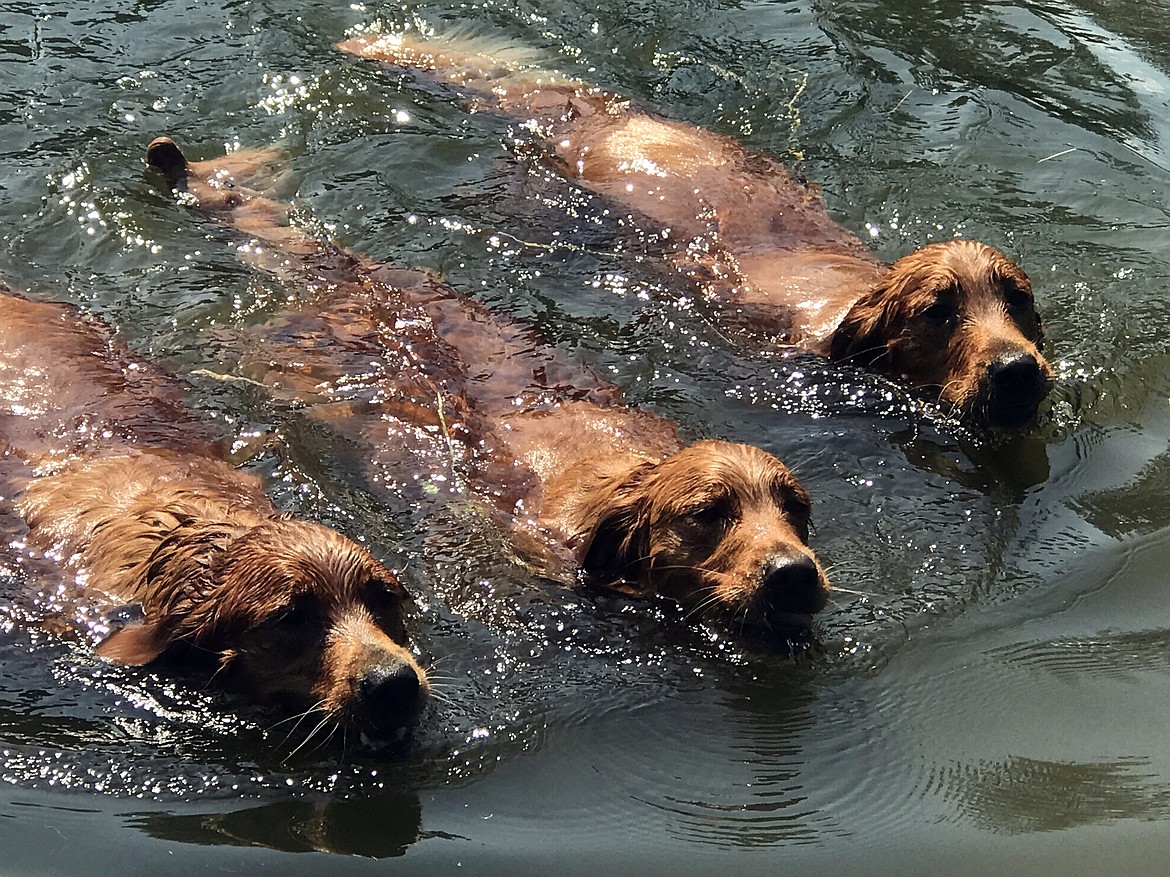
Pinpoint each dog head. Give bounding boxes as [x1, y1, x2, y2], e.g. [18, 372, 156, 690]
[97, 519, 428, 743]
[830, 240, 1053, 427]
[576, 440, 828, 639]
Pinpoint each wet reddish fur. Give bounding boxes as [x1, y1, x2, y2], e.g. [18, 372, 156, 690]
[149, 138, 829, 632]
[0, 286, 426, 734]
[337, 35, 1053, 421]
[828, 241, 1050, 421]
[553, 441, 818, 614]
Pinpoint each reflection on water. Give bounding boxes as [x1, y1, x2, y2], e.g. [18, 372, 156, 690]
[0, 0, 1169, 872]
[991, 628, 1170, 679]
[1078, 448, 1170, 537]
[948, 756, 1170, 834]
[138, 793, 425, 857]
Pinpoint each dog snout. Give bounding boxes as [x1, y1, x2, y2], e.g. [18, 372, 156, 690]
[359, 661, 423, 724]
[760, 553, 828, 617]
[985, 351, 1049, 426]
[988, 351, 1043, 394]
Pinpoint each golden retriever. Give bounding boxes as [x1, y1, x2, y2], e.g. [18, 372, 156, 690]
[146, 136, 829, 639]
[337, 33, 1054, 428]
[0, 285, 427, 744]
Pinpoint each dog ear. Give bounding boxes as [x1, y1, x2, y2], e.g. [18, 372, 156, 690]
[145, 136, 190, 191]
[831, 250, 950, 367]
[369, 559, 409, 598]
[96, 619, 171, 666]
[577, 461, 656, 591]
[829, 291, 894, 366]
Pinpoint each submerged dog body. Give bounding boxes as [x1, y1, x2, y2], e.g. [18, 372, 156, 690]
[0, 286, 427, 740]
[338, 33, 1054, 427]
[148, 137, 829, 637]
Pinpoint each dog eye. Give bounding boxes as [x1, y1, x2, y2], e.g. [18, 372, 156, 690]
[778, 495, 812, 542]
[364, 579, 402, 605]
[363, 583, 409, 639]
[686, 503, 732, 527]
[1003, 281, 1031, 310]
[276, 598, 321, 630]
[921, 301, 955, 325]
[277, 606, 308, 628]
[779, 493, 811, 522]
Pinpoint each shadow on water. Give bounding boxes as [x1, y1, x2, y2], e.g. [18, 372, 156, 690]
[898, 425, 1052, 498]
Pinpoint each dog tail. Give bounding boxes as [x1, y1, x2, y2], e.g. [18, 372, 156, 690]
[336, 30, 575, 96]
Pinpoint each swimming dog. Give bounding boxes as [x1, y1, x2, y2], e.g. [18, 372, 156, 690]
[146, 136, 830, 639]
[0, 284, 427, 744]
[337, 32, 1054, 428]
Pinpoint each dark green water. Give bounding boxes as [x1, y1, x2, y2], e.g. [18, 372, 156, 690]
[2, 0, 1169, 873]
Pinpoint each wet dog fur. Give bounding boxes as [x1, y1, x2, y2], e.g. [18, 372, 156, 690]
[337, 33, 1054, 428]
[0, 287, 427, 742]
[147, 137, 830, 639]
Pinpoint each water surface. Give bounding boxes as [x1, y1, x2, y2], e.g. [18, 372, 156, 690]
[1, 0, 1169, 873]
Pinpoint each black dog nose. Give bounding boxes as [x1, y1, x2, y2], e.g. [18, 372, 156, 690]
[360, 663, 422, 716]
[760, 553, 827, 615]
[985, 351, 1049, 427]
[987, 352, 1043, 396]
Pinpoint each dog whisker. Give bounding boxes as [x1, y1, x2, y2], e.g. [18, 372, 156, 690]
[425, 690, 457, 708]
[276, 703, 331, 752]
[828, 585, 881, 599]
[299, 723, 341, 761]
[784, 446, 831, 474]
[648, 563, 727, 578]
[681, 587, 727, 623]
[285, 713, 339, 761]
[269, 699, 328, 736]
[268, 700, 328, 731]
[425, 654, 454, 670]
[820, 560, 865, 573]
[935, 377, 965, 405]
[837, 344, 890, 367]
